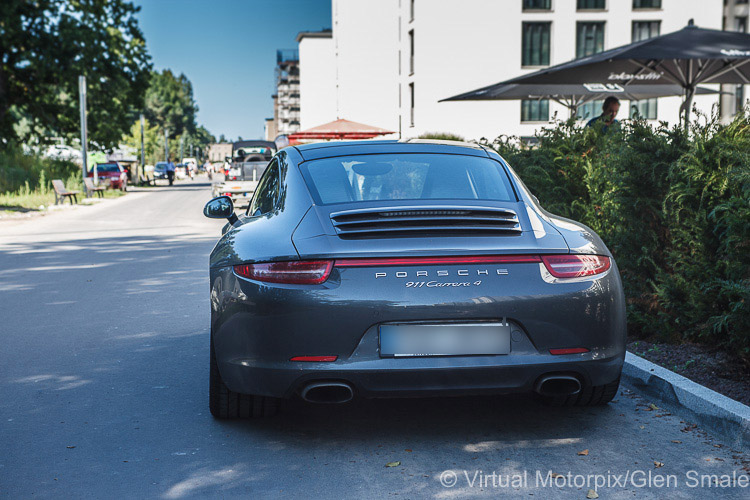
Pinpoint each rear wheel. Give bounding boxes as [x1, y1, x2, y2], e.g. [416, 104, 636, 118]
[543, 377, 620, 407]
[209, 335, 279, 418]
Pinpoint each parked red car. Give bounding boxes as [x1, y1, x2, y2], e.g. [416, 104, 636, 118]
[89, 162, 128, 191]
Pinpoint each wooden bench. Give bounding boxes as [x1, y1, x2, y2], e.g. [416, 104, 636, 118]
[139, 174, 155, 186]
[83, 177, 105, 198]
[52, 179, 79, 205]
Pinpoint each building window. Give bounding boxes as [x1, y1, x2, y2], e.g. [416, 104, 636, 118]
[633, 0, 661, 8]
[409, 83, 415, 127]
[521, 99, 549, 122]
[577, 100, 603, 120]
[630, 99, 658, 119]
[576, 22, 605, 58]
[734, 84, 745, 115]
[522, 22, 551, 66]
[736, 16, 748, 33]
[632, 21, 660, 42]
[409, 30, 415, 74]
[523, 0, 551, 10]
[577, 0, 605, 10]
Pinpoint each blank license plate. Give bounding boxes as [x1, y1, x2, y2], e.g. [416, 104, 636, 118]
[380, 323, 510, 357]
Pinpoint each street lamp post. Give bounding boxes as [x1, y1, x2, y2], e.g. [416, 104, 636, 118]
[140, 114, 145, 184]
[164, 128, 169, 162]
[78, 76, 92, 185]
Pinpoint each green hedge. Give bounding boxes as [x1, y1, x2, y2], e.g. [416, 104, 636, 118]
[0, 144, 80, 194]
[486, 114, 750, 359]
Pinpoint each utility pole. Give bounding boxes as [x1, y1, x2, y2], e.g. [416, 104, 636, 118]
[179, 134, 184, 163]
[139, 114, 145, 183]
[164, 128, 169, 161]
[78, 76, 91, 185]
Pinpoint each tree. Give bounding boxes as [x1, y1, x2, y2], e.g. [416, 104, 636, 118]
[122, 117, 160, 165]
[144, 70, 198, 139]
[0, 0, 152, 147]
[181, 125, 215, 160]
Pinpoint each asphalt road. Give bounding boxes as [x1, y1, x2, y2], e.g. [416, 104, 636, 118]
[1, 179, 747, 499]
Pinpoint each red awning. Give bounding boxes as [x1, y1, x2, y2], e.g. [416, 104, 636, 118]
[288, 119, 395, 142]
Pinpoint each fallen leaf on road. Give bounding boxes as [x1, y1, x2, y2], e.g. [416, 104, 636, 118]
[551, 473, 563, 478]
[586, 489, 599, 498]
[639, 425, 645, 429]
[648, 403, 659, 411]
[405, 449, 412, 452]
[654, 461, 664, 468]
[578, 449, 589, 456]
[386, 461, 401, 467]
[66, 446, 75, 449]
[671, 440, 682, 444]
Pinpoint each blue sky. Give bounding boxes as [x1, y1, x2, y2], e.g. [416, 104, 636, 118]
[134, 0, 331, 141]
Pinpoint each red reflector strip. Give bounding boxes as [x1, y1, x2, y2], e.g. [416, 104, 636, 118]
[290, 356, 338, 362]
[335, 255, 542, 267]
[549, 348, 590, 355]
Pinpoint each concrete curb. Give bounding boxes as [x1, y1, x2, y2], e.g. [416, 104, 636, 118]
[623, 352, 750, 449]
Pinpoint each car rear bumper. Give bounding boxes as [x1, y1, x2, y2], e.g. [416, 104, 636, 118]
[210, 259, 627, 399]
[219, 349, 624, 399]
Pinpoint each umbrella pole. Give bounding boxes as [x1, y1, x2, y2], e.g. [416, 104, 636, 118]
[682, 86, 695, 130]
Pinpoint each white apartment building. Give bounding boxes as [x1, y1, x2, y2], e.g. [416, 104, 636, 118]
[297, 0, 737, 141]
[297, 30, 337, 130]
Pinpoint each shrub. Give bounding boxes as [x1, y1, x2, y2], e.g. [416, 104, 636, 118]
[0, 144, 79, 194]
[657, 114, 750, 356]
[417, 132, 467, 142]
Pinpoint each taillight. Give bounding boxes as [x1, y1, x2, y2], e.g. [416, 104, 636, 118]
[234, 261, 333, 284]
[541, 255, 610, 279]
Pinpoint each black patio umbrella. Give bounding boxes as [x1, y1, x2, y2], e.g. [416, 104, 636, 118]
[478, 21, 750, 123]
[440, 82, 718, 117]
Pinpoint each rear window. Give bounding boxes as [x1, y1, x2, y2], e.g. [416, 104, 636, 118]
[96, 164, 120, 172]
[301, 154, 516, 205]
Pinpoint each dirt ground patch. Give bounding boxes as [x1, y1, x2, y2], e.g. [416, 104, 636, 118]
[628, 340, 750, 407]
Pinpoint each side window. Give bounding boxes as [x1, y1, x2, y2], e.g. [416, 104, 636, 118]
[248, 159, 279, 217]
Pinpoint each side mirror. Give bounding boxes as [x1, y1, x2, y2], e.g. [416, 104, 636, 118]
[204, 196, 238, 225]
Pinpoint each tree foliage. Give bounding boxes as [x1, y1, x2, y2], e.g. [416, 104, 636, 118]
[0, 0, 152, 147]
[144, 69, 198, 139]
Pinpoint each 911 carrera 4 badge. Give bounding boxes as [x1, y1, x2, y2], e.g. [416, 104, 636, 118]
[405, 280, 483, 288]
[375, 269, 508, 287]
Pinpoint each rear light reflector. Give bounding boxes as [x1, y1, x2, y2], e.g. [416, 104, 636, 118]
[541, 255, 610, 278]
[549, 348, 590, 355]
[234, 260, 333, 284]
[290, 356, 338, 362]
[335, 255, 542, 267]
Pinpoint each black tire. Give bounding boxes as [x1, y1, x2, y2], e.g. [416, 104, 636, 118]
[543, 376, 620, 407]
[209, 335, 279, 419]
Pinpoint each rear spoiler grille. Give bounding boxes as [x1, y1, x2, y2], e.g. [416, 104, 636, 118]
[329, 206, 522, 239]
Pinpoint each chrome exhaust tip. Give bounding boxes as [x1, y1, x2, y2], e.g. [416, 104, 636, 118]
[300, 381, 354, 404]
[535, 375, 582, 397]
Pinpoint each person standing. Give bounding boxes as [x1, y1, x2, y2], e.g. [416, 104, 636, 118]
[585, 96, 621, 132]
[166, 157, 176, 186]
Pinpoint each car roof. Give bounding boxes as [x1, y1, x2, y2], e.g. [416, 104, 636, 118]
[292, 139, 491, 161]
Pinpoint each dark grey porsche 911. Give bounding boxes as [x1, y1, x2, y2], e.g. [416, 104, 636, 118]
[203, 140, 626, 419]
